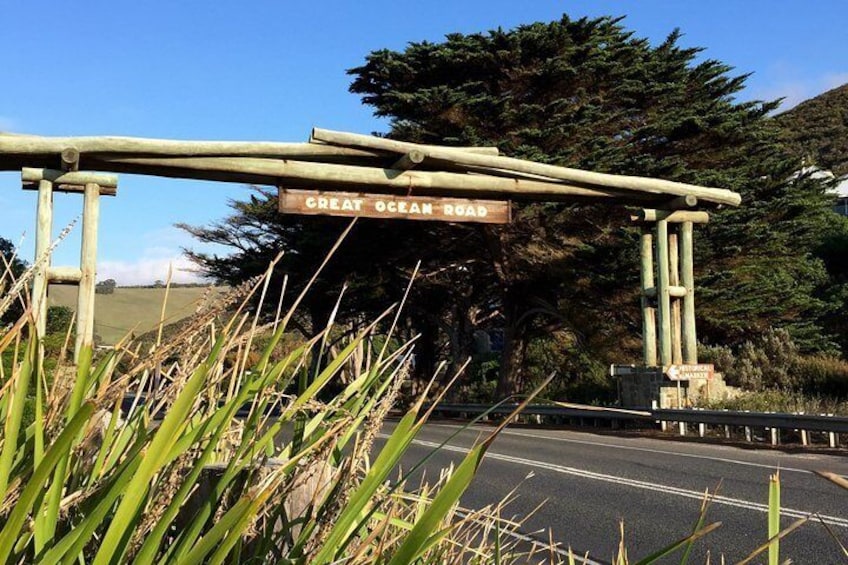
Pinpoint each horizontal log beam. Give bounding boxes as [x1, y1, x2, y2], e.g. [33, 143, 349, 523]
[22, 168, 118, 188]
[23, 182, 117, 196]
[644, 285, 687, 298]
[89, 155, 653, 203]
[48, 266, 82, 284]
[633, 210, 710, 223]
[311, 127, 742, 207]
[0, 133, 389, 160]
[308, 135, 500, 156]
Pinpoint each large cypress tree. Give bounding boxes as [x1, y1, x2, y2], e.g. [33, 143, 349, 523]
[188, 15, 838, 398]
[348, 15, 836, 392]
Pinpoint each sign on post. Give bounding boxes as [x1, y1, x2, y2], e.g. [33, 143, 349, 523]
[665, 364, 714, 381]
[278, 188, 511, 224]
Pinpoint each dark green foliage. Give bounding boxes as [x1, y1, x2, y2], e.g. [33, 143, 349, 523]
[95, 278, 117, 294]
[701, 328, 848, 398]
[188, 14, 843, 399]
[774, 83, 848, 176]
[349, 14, 839, 387]
[0, 236, 28, 326]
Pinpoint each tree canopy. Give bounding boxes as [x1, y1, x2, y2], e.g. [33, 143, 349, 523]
[774, 83, 848, 177]
[186, 14, 841, 399]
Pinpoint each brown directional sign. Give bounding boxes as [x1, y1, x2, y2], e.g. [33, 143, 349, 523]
[278, 188, 511, 224]
[665, 364, 714, 381]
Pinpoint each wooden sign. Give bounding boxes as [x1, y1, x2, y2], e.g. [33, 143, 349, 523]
[665, 364, 714, 381]
[278, 188, 511, 224]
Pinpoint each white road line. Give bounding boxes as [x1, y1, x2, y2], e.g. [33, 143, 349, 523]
[393, 436, 848, 529]
[429, 423, 816, 474]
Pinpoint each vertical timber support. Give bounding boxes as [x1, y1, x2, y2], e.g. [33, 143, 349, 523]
[668, 227, 683, 364]
[23, 168, 117, 364]
[639, 227, 657, 366]
[680, 221, 698, 363]
[655, 219, 672, 367]
[32, 179, 54, 341]
[75, 183, 101, 362]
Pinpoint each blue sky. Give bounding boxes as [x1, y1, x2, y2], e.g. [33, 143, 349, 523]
[2, 0, 847, 284]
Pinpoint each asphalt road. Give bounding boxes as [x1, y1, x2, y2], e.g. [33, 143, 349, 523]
[380, 421, 848, 564]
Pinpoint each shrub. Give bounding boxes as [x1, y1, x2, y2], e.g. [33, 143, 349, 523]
[791, 354, 848, 398]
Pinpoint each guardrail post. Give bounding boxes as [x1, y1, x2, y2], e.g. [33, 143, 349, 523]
[724, 425, 731, 439]
[770, 428, 779, 446]
[800, 429, 808, 446]
[829, 431, 838, 448]
[698, 423, 706, 438]
[678, 421, 686, 436]
[744, 426, 752, 442]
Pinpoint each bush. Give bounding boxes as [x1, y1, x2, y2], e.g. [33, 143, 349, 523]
[523, 332, 615, 405]
[703, 327, 848, 399]
[791, 354, 848, 398]
[95, 278, 117, 294]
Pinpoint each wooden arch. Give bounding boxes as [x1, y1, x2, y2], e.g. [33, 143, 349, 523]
[0, 127, 741, 365]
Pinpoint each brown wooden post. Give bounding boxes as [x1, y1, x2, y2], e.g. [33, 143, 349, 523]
[639, 226, 657, 365]
[655, 219, 672, 366]
[74, 183, 100, 362]
[32, 179, 54, 341]
[669, 227, 683, 364]
[680, 221, 698, 363]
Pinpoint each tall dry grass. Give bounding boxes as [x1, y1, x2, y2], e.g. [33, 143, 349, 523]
[0, 241, 565, 564]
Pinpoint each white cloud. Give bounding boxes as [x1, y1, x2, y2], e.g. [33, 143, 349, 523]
[97, 255, 209, 286]
[752, 69, 848, 112]
[97, 226, 217, 286]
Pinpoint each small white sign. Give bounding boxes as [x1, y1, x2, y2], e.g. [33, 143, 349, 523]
[665, 364, 714, 381]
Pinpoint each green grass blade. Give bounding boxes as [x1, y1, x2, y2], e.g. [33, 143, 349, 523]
[0, 400, 96, 560]
[768, 472, 780, 565]
[0, 338, 35, 497]
[736, 515, 808, 565]
[91, 336, 228, 565]
[680, 487, 715, 565]
[310, 409, 421, 565]
[630, 521, 721, 565]
[37, 441, 146, 565]
[387, 443, 487, 565]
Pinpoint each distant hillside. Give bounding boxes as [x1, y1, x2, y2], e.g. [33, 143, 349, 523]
[774, 83, 848, 177]
[48, 285, 226, 345]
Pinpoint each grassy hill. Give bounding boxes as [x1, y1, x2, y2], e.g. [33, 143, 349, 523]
[48, 285, 226, 344]
[774, 83, 848, 176]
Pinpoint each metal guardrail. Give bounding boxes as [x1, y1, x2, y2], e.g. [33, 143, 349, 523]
[655, 408, 848, 434]
[428, 403, 847, 446]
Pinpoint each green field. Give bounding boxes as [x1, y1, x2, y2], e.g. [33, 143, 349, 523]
[48, 285, 225, 344]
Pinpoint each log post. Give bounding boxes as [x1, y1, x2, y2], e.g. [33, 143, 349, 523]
[680, 221, 697, 363]
[655, 220, 672, 366]
[74, 183, 100, 362]
[669, 227, 683, 365]
[639, 227, 657, 366]
[32, 179, 54, 341]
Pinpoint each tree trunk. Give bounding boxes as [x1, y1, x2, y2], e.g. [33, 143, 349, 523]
[496, 288, 527, 399]
[411, 312, 438, 385]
